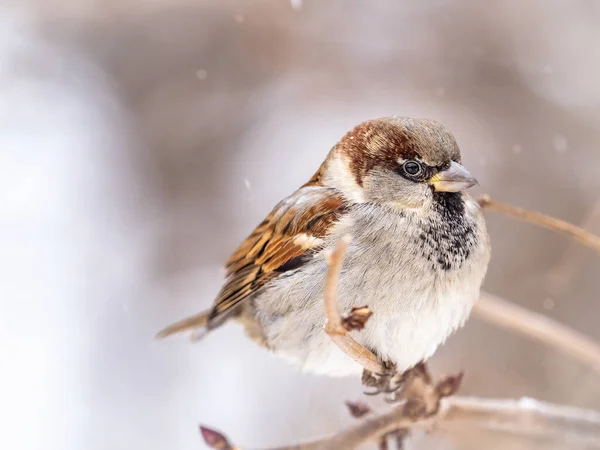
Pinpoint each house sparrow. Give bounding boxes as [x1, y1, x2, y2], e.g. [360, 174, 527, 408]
[157, 117, 490, 376]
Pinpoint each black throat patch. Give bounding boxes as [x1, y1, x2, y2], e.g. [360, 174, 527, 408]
[417, 192, 476, 271]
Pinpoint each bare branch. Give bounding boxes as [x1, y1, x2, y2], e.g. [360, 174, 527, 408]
[478, 195, 600, 254]
[437, 396, 600, 447]
[323, 235, 385, 374]
[304, 396, 600, 450]
[546, 197, 600, 294]
[200, 397, 600, 450]
[476, 196, 600, 373]
[473, 292, 600, 374]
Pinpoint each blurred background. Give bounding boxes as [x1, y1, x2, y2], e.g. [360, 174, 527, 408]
[1, 1, 600, 449]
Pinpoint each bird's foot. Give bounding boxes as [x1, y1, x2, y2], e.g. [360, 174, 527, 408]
[362, 361, 427, 398]
[353, 362, 463, 449]
[362, 361, 404, 396]
[362, 361, 463, 412]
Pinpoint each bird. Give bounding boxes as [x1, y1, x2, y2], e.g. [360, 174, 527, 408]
[157, 117, 491, 377]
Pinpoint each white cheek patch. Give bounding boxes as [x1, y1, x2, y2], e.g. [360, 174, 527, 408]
[323, 155, 365, 203]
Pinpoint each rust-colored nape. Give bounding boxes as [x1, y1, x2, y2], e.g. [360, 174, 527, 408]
[335, 117, 461, 186]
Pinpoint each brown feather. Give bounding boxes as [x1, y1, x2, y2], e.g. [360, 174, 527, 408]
[209, 185, 348, 322]
[155, 310, 210, 338]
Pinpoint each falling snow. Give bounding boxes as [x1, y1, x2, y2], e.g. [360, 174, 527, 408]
[195, 69, 208, 80]
[244, 178, 251, 190]
[512, 144, 522, 154]
[543, 298, 555, 311]
[290, 0, 303, 10]
[234, 14, 245, 23]
[553, 135, 568, 153]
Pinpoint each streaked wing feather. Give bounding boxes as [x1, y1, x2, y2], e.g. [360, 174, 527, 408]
[209, 186, 347, 321]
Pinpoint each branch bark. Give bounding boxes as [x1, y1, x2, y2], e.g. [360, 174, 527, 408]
[475, 195, 600, 373]
[478, 195, 600, 254]
[474, 293, 600, 374]
[323, 235, 385, 374]
[200, 396, 600, 450]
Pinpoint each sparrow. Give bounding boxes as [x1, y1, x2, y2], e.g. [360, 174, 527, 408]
[157, 117, 491, 377]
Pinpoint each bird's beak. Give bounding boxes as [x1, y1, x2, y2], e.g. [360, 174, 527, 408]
[429, 161, 478, 193]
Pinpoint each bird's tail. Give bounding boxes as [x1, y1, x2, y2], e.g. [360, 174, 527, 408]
[155, 310, 211, 340]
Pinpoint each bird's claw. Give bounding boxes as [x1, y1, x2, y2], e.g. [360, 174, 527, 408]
[361, 361, 405, 396]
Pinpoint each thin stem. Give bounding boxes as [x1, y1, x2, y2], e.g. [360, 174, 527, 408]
[478, 195, 600, 254]
[323, 236, 351, 336]
[323, 236, 384, 374]
[477, 195, 600, 373]
[474, 293, 600, 374]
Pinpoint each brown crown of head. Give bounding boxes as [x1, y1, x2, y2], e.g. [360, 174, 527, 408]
[334, 117, 461, 186]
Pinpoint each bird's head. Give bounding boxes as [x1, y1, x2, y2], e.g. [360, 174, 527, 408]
[320, 117, 477, 210]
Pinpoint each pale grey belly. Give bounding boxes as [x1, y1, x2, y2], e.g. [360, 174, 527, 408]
[254, 240, 484, 376]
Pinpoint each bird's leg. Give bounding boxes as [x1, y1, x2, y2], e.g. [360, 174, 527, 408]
[362, 359, 429, 397]
[362, 360, 404, 395]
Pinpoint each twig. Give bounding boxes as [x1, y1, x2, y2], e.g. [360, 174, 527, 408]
[473, 292, 600, 374]
[476, 195, 600, 373]
[438, 396, 600, 447]
[323, 235, 385, 374]
[200, 396, 600, 450]
[478, 195, 600, 254]
[546, 197, 600, 294]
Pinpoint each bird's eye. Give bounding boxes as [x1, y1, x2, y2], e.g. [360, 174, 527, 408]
[403, 160, 422, 176]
